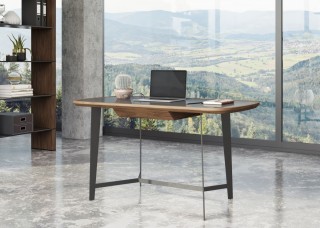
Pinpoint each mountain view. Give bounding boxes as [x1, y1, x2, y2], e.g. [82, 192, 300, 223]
[103, 10, 320, 143]
[0, 8, 319, 143]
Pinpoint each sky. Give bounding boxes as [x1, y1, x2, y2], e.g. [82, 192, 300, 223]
[1, 0, 319, 13]
[104, 0, 320, 13]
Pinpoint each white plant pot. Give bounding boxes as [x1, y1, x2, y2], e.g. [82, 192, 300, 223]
[114, 89, 133, 99]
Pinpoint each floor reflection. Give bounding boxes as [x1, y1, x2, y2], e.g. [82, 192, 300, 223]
[274, 159, 284, 227]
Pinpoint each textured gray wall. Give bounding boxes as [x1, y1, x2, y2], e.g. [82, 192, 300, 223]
[62, 0, 103, 139]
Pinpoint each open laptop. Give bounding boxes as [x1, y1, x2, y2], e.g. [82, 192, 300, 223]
[134, 70, 187, 103]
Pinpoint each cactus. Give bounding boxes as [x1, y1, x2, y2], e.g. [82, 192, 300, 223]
[115, 74, 132, 90]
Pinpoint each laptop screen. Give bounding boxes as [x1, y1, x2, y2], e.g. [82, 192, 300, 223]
[150, 70, 187, 98]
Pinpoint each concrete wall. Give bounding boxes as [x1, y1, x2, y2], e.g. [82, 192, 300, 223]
[62, 0, 103, 139]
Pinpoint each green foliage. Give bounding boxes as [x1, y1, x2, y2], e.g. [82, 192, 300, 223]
[8, 62, 19, 73]
[0, 63, 8, 84]
[187, 118, 196, 134]
[103, 59, 320, 143]
[8, 34, 32, 56]
[140, 119, 158, 131]
[165, 120, 174, 132]
[8, 34, 26, 52]
[0, 100, 10, 112]
[56, 85, 62, 121]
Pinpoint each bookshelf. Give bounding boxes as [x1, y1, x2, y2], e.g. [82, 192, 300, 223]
[0, 0, 56, 150]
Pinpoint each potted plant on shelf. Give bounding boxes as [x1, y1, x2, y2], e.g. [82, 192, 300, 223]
[114, 74, 133, 99]
[8, 34, 32, 61]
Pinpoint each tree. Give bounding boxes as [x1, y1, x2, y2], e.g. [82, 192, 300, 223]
[187, 117, 196, 133]
[196, 115, 208, 134]
[0, 63, 8, 84]
[165, 120, 174, 132]
[21, 62, 31, 84]
[141, 118, 158, 131]
[0, 100, 10, 112]
[8, 62, 19, 73]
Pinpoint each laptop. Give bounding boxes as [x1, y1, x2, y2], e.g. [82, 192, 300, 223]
[134, 70, 187, 103]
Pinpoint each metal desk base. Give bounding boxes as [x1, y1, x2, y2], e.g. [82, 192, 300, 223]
[89, 107, 233, 220]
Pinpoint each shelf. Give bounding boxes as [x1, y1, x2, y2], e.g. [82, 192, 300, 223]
[0, 94, 53, 101]
[33, 128, 53, 133]
[0, 127, 52, 139]
[0, 0, 56, 150]
[0, 60, 54, 63]
[0, 24, 53, 29]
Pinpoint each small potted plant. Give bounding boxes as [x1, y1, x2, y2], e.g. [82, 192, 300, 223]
[114, 74, 133, 99]
[8, 34, 32, 61]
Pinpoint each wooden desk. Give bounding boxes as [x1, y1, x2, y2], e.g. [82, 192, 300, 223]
[74, 97, 259, 220]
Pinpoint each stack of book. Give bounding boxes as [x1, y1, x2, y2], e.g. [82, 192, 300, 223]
[202, 99, 234, 106]
[0, 84, 33, 98]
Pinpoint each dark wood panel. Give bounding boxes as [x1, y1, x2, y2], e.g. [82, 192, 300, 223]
[114, 107, 200, 120]
[30, 0, 56, 151]
[32, 95, 56, 129]
[31, 0, 56, 61]
[47, 0, 56, 28]
[31, 29, 55, 61]
[32, 129, 56, 151]
[31, 62, 56, 95]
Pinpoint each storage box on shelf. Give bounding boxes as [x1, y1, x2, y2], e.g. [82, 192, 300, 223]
[0, 112, 33, 136]
[0, 0, 56, 150]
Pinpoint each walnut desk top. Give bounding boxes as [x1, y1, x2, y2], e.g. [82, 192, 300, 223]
[74, 97, 259, 120]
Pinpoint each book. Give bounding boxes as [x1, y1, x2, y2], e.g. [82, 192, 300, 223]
[37, 0, 42, 26]
[0, 89, 33, 94]
[202, 99, 234, 106]
[22, 0, 42, 26]
[42, 0, 47, 26]
[0, 92, 33, 98]
[0, 91, 33, 95]
[0, 84, 32, 90]
[0, 89, 33, 97]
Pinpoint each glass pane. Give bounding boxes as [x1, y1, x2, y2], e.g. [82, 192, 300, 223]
[56, 0, 62, 130]
[283, 0, 320, 143]
[104, 0, 275, 140]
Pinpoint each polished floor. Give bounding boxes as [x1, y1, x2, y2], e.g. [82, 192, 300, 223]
[1, 134, 320, 228]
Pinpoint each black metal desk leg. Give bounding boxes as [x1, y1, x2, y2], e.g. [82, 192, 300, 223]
[221, 113, 233, 199]
[89, 107, 101, 200]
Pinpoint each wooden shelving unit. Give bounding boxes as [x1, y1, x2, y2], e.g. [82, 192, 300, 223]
[0, 60, 54, 63]
[0, 0, 56, 150]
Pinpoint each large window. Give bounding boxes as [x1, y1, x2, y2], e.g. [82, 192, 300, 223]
[283, 0, 320, 143]
[104, 0, 276, 140]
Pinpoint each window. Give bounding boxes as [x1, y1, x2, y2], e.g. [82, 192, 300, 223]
[283, 0, 320, 143]
[104, 0, 276, 140]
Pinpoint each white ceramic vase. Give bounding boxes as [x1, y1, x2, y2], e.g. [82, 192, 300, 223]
[0, 4, 5, 15]
[4, 11, 20, 25]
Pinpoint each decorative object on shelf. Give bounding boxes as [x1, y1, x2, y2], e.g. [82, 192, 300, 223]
[114, 74, 133, 99]
[7, 72, 22, 85]
[8, 34, 32, 61]
[3, 11, 20, 25]
[0, 4, 5, 23]
[5, 55, 17, 62]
